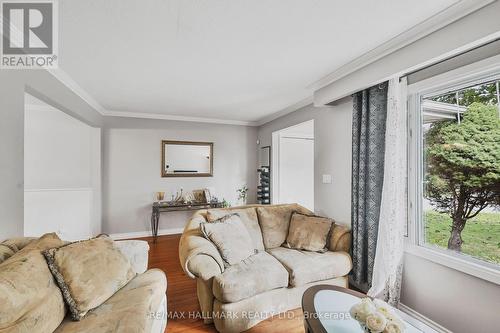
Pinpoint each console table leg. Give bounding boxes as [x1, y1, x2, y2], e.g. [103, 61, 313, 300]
[151, 207, 159, 243]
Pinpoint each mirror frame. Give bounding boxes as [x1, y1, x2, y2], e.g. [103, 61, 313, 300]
[161, 140, 214, 177]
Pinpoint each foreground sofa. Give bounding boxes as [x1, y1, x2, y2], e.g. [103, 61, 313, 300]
[179, 204, 352, 333]
[0, 236, 167, 333]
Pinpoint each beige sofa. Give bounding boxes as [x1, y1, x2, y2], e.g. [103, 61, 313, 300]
[179, 204, 352, 333]
[0, 236, 167, 333]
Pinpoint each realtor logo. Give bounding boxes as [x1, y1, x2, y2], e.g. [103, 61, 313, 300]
[1, 0, 58, 68]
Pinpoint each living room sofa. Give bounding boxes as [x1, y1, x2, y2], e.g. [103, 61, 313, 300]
[179, 203, 352, 333]
[0, 236, 167, 333]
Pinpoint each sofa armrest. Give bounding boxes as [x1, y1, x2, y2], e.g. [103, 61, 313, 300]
[329, 224, 352, 253]
[179, 215, 225, 280]
[114, 240, 149, 274]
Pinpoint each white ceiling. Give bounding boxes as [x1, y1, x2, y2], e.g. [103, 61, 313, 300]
[59, 0, 458, 124]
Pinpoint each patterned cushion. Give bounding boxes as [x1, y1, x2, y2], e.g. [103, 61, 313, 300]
[207, 207, 265, 251]
[256, 204, 313, 249]
[0, 233, 66, 332]
[200, 213, 256, 267]
[267, 247, 352, 287]
[285, 212, 333, 252]
[43, 236, 136, 321]
[212, 252, 289, 303]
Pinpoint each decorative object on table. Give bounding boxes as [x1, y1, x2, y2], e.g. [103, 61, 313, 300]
[183, 191, 195, 203]
[236, 185, 248, 205]
[350, 297, 405, 333]
[257, 146, 271, 204]
[204, 188, 212, 203]
[192, 189, 207, 203]
[155, 192, 165, 201]
[221, 198, 231, 208]
[161, 140, 213, 177]
[173, 188, 184, 203]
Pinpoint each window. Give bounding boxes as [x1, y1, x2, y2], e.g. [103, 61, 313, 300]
[408, 65, 500, 283]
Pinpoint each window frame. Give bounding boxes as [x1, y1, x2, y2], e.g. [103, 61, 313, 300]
[406, 54, 500, 285]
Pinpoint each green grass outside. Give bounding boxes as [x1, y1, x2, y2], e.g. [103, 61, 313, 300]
[424, 210, 500, 264]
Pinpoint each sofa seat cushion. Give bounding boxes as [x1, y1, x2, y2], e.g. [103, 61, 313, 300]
[55, 269, 167, 333]
[207, 207, 265, 252]
[267, 247, 352, 287]
[256, 204, 313, 249]
[213, 252, 289, 303]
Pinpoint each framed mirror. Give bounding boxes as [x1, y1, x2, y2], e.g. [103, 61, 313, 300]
[161, 140, 213, 177]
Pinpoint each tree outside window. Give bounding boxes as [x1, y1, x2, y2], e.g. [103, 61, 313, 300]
[422, 80, 500, 265]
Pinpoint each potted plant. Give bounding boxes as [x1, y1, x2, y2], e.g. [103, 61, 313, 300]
[237, 185, 249, 206]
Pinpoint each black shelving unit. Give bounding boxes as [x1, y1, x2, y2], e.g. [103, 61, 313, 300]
[257, 146, 271, 204]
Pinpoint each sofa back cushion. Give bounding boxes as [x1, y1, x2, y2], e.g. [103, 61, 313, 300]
[0, 233, 67, 333]
[43, 236, 136, 321]
[207, 207, 265, 251]
[256, 204, 313, 249]
[200, 213, 256, 267]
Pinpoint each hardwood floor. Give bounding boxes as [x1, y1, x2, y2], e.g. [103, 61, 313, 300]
[135, 234, 305, 333]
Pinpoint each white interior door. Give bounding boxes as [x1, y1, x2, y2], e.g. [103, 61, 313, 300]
[278, 136, 314, 210]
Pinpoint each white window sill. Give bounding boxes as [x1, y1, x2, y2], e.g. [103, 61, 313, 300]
[404, 243, 500, 285]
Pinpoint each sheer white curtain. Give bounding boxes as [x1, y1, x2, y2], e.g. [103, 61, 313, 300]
[368, 77, 408, 306]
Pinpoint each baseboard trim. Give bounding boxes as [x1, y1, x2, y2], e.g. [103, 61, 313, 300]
[109, 228, 184, 240]
[398, 303, 452, 333]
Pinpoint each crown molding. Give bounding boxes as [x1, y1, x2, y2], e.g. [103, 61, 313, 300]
[255, 96, 313, 126]
[103, 110, 259, 126]
[47, 68, 258, 126]
[47, 68, 107, 114]
[308, 0, 495, 91]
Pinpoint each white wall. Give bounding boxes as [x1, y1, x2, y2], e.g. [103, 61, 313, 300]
[259, 99, 352, 225]
[0, 70, 103, 240]
[401, 253, 499, 333]
[102, 117, 258, 235]
[24, 101, 101, 240]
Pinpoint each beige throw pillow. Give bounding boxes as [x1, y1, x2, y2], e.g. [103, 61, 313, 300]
[200, 213, 256, 267]
[285, 212, 333, 252]
[43, 236, 136, 321]
[256, 204, 313, 249]
[207, 208, 265, 251]
[0, 233, 67, 333]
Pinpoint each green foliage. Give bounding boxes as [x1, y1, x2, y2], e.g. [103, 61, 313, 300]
[431, 82, 499, 106]
[424, 210, 500, 264]
[425, 102, 500, 218]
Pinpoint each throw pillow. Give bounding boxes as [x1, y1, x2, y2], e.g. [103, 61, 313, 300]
[0, 233, 67, 333]
[285, 212, 333, 252]
[256, 204, 313, 249]
[43, 235, 136, 321]
[207, 208, 265, 251]
[200, 213, 256, 267]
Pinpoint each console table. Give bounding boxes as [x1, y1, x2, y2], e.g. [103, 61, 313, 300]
[150, 201, 223, 243]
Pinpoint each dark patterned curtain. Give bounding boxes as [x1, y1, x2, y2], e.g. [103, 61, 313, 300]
[350, 82, 388, 292]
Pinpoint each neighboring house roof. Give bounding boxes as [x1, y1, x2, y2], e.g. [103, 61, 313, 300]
[422, 100, 467, 123]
